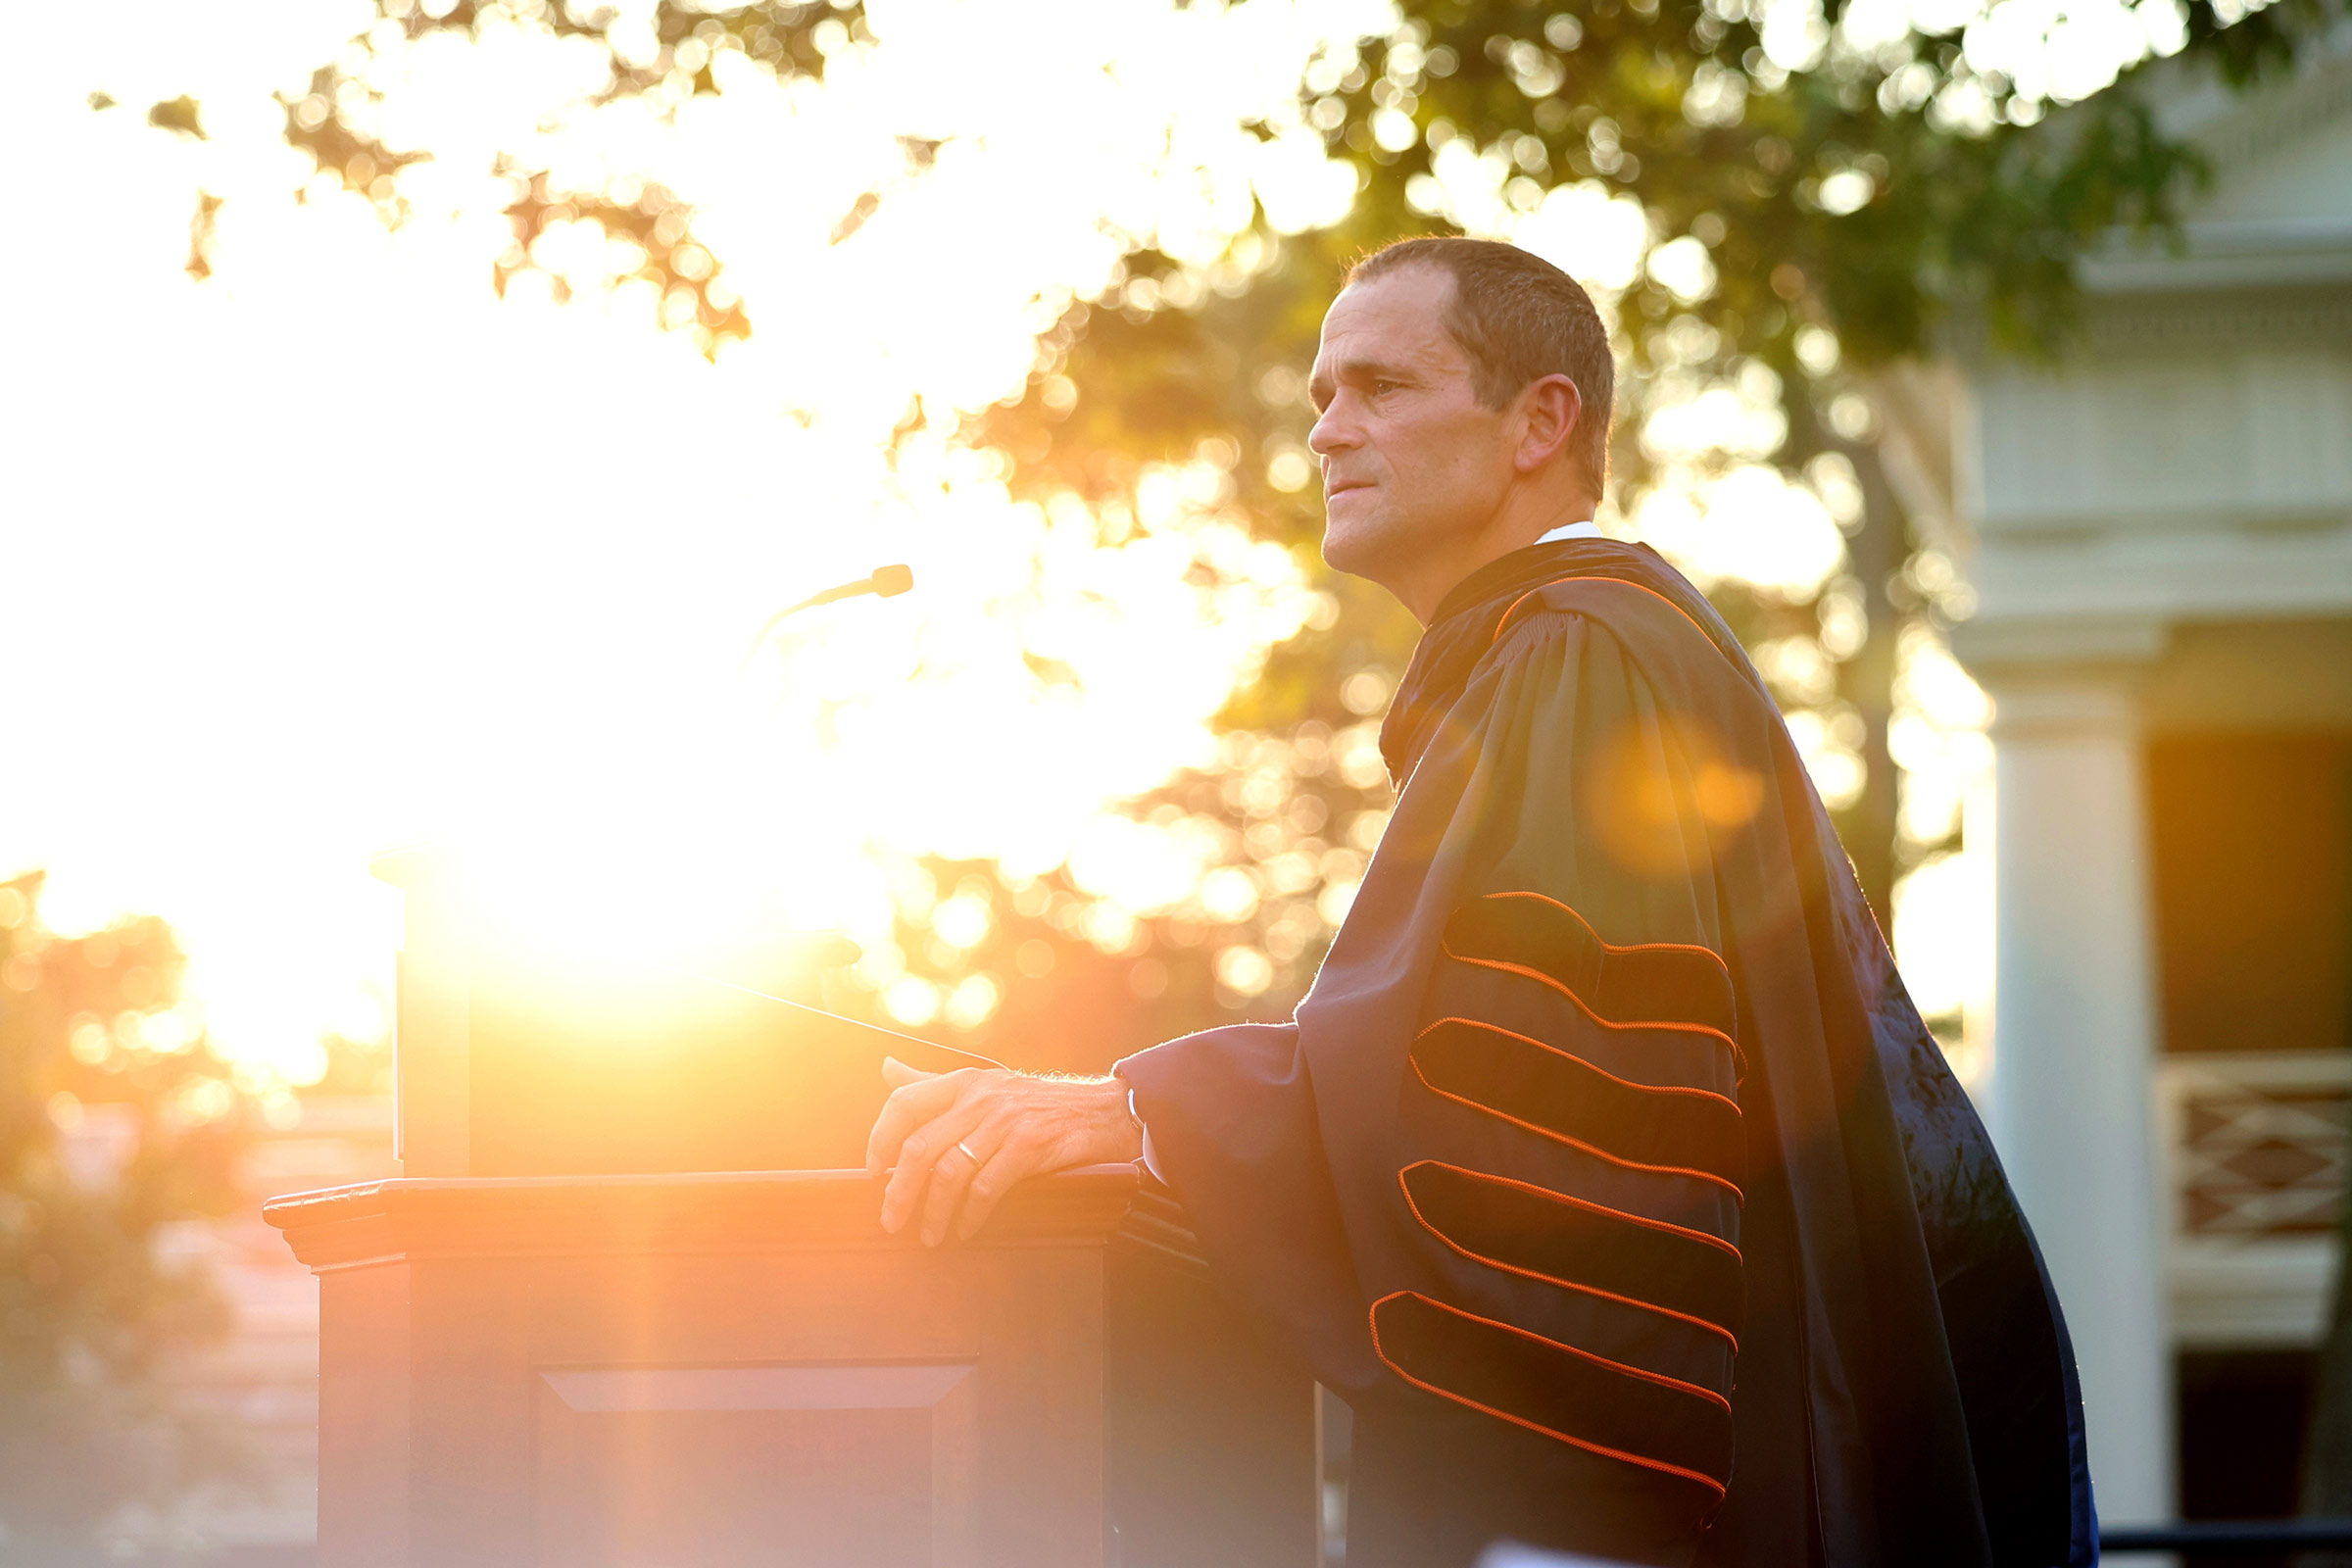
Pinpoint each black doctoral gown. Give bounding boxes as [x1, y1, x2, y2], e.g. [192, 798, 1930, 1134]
[1115, 539, 2095, 1567]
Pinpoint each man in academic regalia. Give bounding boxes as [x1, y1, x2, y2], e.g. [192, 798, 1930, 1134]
[866, 237, 2096, 1567]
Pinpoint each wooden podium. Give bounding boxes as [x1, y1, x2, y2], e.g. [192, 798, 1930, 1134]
[265, 853, 1318, 1567]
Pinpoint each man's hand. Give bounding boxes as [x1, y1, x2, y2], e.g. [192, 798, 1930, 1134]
[865, 1057, 1145, 1246]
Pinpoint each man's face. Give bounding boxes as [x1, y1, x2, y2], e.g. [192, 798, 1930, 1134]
[1307, 267, 1517, 589]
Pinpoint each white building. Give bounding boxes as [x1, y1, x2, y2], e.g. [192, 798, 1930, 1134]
[1932, 26, 2352, 1528]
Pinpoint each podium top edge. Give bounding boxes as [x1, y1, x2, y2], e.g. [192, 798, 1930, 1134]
[263, 1164, 1145, 1211]
[262, 1165, 1154, 1266]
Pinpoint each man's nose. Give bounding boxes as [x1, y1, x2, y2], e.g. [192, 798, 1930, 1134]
[1307, 401, 1358, 457]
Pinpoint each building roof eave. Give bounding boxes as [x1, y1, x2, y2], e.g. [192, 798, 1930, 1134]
[2082, 219, 2352, 294]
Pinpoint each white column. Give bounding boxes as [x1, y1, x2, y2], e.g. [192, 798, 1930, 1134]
[1982, 675, 2174, 1526]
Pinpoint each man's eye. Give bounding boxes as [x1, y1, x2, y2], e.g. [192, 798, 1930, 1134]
[1371, 379, 1401, 395]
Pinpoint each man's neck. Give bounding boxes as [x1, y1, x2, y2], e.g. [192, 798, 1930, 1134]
[1401, 501, 1600, 624]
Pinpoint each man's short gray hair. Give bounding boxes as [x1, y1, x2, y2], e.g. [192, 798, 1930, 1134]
[1348, 237, 1615, 499]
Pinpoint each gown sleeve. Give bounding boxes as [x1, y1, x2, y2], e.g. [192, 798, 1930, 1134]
[1114, 1022, 1383, 1387]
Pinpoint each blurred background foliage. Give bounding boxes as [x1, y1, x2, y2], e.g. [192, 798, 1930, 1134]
[0, 873, 257, 1560]
[120, 0, 2345, 1074]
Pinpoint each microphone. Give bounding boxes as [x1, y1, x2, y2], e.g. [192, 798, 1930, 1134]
[741, 565, 914, 667]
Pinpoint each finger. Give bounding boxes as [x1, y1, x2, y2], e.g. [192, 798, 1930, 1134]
[865, 1066, 962, 1178]
[882, 1055, 935, 1090]
[953, 1132, 1041, 1242]
[880, 1099, 992, 1235]
[868, 1079, 948, 1178]
[919, 1121, 1004, 1247]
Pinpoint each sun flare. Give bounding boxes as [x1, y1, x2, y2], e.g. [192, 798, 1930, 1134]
[2, 0, 2016, 1086]
[0, 0, 1393, 1083]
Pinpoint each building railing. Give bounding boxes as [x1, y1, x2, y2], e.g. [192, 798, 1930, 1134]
[2104, 1517, 2352, 1553]
[2157, 1052, 2351, 1347]
[1485, 1522, 2352, 1563]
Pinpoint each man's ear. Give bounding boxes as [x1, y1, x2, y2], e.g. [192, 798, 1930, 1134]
[1513, 374, 1584, 474]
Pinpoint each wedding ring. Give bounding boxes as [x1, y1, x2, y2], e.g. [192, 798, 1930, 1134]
[955, 1140, 980, 1163]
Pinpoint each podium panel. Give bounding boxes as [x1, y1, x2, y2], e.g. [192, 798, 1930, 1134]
[267, 1167, 1317, 1568]
[532, 1368, 971, 1568]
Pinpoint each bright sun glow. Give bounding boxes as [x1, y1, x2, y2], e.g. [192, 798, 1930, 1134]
[4, 0, 2031, 1087]
[1, 0, 1387, 1083]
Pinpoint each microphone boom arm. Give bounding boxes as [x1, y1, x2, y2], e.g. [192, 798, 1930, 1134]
[740, 564, 914, 669]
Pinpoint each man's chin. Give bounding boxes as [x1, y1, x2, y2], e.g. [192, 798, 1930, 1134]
[1319, 497, 1389, 576]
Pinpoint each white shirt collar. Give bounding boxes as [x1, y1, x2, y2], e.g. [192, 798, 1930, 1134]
[1534, 519, 1602, 544]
